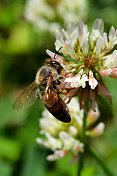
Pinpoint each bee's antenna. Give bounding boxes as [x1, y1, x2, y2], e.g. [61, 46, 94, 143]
[54, 47, 62, 59]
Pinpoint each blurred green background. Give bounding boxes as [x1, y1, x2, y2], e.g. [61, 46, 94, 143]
[0, 0, 117, 176]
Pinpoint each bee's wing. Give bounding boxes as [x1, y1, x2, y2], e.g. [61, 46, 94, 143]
[12, 81, 40, 110]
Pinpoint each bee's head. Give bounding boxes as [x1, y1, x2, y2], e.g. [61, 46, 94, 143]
[45, 58, 63, 74]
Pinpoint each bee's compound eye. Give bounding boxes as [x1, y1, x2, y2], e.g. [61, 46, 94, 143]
[39, 67, 51, 77]
[36, 66, 51, 84]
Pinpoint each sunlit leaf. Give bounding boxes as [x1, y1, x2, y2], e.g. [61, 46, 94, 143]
[0, 137, 22, 161]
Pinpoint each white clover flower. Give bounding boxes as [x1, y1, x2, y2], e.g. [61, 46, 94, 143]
[47, 19, 117, 110]
[36, 98, 104, 161]
[24, 0, 88, 32]
[89, 70, 98, 89]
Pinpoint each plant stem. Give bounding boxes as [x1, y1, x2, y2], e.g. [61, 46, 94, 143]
[77, 111, 87, 176]
[85, 143, 114, 176]
[77, 152, 84, 176]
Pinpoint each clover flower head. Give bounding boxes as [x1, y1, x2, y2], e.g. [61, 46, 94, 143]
[24, 0, 88, 32]
[36, 98, 104, 161]
[47, 19, 117, 110]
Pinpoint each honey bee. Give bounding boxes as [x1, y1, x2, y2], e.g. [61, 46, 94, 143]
[12, 59, 71, 123]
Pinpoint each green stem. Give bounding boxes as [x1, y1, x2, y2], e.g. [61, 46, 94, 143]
[77, 152, 83, 176]
[77, 111, 87, 176]
[85, 143, 114, 176]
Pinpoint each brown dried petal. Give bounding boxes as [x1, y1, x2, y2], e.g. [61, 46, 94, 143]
[98, 83, 112, 104]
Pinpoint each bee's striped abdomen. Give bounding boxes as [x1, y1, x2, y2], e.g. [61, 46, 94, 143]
[46, 97, 71, 123]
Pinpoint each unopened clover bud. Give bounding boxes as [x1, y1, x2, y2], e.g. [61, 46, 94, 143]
[87, 106, 100, 126]
[86, 122, 105, 137]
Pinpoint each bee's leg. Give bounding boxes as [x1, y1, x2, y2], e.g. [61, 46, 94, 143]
[58, 76, 64, 80]
[45, 72, 54, 92]
[54, 76, 64, 85]
[43, 73, 58, 107]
